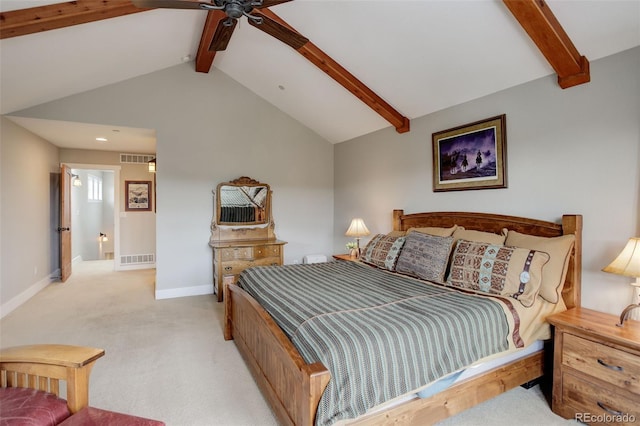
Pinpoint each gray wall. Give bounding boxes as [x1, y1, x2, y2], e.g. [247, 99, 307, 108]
[335, 47, 640, 316]
[1, 117, 60, 310]
[10, 64, 334, 299]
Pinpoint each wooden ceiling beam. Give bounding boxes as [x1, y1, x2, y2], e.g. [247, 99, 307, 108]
[0, 0, 148, 40]
[195, 10, 228, 73]
[503, 0, 589, 89]
[257, 9, 410, 134]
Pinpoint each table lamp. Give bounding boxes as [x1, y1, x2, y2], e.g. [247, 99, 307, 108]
[345, 218, 370, 258]
[602, 237, 640, 326]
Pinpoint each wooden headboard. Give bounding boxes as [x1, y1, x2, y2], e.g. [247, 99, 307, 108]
[392, 210, 583, 309]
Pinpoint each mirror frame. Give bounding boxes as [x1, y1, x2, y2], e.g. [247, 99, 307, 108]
[215, 176, 271, 226]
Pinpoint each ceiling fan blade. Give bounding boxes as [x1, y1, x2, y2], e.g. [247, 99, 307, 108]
[131, 0, 210, 9]
[249, 13, 308, 50]
[209, 18, 237, 51]
[254, 0, 293, 9]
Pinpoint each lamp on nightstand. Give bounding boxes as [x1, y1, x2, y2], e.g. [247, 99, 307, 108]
[602, 237, 640, 326]
[345, 218, 370, 258]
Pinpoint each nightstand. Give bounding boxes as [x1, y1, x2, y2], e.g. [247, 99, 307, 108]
[547, 308, 640, 424]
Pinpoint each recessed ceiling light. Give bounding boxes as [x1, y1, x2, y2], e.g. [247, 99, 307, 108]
[96, 137, 108, 142]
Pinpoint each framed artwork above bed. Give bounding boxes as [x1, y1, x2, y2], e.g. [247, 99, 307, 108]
[432, 114, 507, 192]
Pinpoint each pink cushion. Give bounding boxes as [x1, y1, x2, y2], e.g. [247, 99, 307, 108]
[0, 387, 71, 426]
[58, 407, 165, 426]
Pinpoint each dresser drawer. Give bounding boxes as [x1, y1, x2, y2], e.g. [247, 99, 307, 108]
[562, 372, 639, 425]
[218, 245, 281, 261]
[253, 245, 281, 259]
[218, 247, 254, 261]
[563, 333, 640, 394]
[217, 257, 281, 276]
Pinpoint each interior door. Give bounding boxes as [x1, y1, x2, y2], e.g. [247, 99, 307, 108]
[59, 164, 72, 282]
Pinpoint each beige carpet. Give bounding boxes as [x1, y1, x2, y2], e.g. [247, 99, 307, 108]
[0, 261, 578, 426]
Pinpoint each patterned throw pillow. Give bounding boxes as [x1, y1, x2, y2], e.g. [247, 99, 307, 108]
[452, 227, 507, 245]
[504, 230, 575, 304]
[446, 239, 550, 307]
[406, 225, 457, 237]
[361, 234, 406, 271]
[395, 232, 454, 282]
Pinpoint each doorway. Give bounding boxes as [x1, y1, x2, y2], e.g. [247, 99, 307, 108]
[61, 163, 121, 277]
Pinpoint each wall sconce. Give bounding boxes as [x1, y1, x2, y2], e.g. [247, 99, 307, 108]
[602, 237, 640, 326]
[148, 158, 156, 173]
[99, 232, 109, 242]
[345, 218, 370, 258]
[72, 174, 82, 187]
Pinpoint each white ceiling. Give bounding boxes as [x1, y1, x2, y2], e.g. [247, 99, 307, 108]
[1, 0, 639, 152]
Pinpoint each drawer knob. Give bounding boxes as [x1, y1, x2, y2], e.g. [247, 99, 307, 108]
[597, 402, 624, 416]
[224, 266, 232, 271]
[597, 358, 623, 372]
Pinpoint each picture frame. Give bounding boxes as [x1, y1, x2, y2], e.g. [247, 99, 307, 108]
[432, 114, 507, 192]
[125, 180, 152, 211]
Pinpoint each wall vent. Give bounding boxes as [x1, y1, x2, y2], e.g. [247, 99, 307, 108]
[120, 253, 155, 265]
[120, 153, 155, 165]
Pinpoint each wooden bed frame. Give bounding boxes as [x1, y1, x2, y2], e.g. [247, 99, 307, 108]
[224, 210, 583, 426]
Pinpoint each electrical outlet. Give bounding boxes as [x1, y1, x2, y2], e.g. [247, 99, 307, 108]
[34, 267, 38, 276]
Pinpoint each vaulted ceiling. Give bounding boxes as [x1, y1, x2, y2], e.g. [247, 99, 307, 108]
[1, 0, 638, 149]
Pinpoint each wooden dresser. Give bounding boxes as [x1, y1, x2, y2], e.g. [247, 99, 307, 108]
[210, 239, 286, 302]
[209, 177, 286, 302]
[547, 308, 640, 425]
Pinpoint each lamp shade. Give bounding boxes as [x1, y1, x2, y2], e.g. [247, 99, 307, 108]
[345, 218, 370, 238]
[602, 237, 640, 278]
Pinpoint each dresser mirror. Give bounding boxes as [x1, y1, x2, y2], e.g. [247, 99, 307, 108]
[216, 176, 270, 226]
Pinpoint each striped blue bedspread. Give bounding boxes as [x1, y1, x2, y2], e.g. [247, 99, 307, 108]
[238, 261, 518, 426]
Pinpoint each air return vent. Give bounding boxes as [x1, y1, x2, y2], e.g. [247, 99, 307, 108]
[120, 254, 155, 265]
[120, 153, 155, 165]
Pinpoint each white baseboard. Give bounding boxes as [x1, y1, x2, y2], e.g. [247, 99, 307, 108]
[118, 263, 156, 271]
[0, 274, 56, 319]
[155, 284, 214, 300]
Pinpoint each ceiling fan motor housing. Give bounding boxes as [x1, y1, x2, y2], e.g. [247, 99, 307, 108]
[225, 3, 245, 19]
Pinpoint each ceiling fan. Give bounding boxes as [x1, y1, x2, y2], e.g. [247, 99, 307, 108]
[130, 0, 410, 133]
[131, 0, 309, 52]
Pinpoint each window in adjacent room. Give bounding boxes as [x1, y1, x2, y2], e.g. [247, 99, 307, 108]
[87, 174, 103, 202]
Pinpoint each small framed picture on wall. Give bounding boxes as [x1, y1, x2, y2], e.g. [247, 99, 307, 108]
[125, 180, 152, 211]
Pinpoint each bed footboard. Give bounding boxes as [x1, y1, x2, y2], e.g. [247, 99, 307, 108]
[224, 282, 330, 426]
